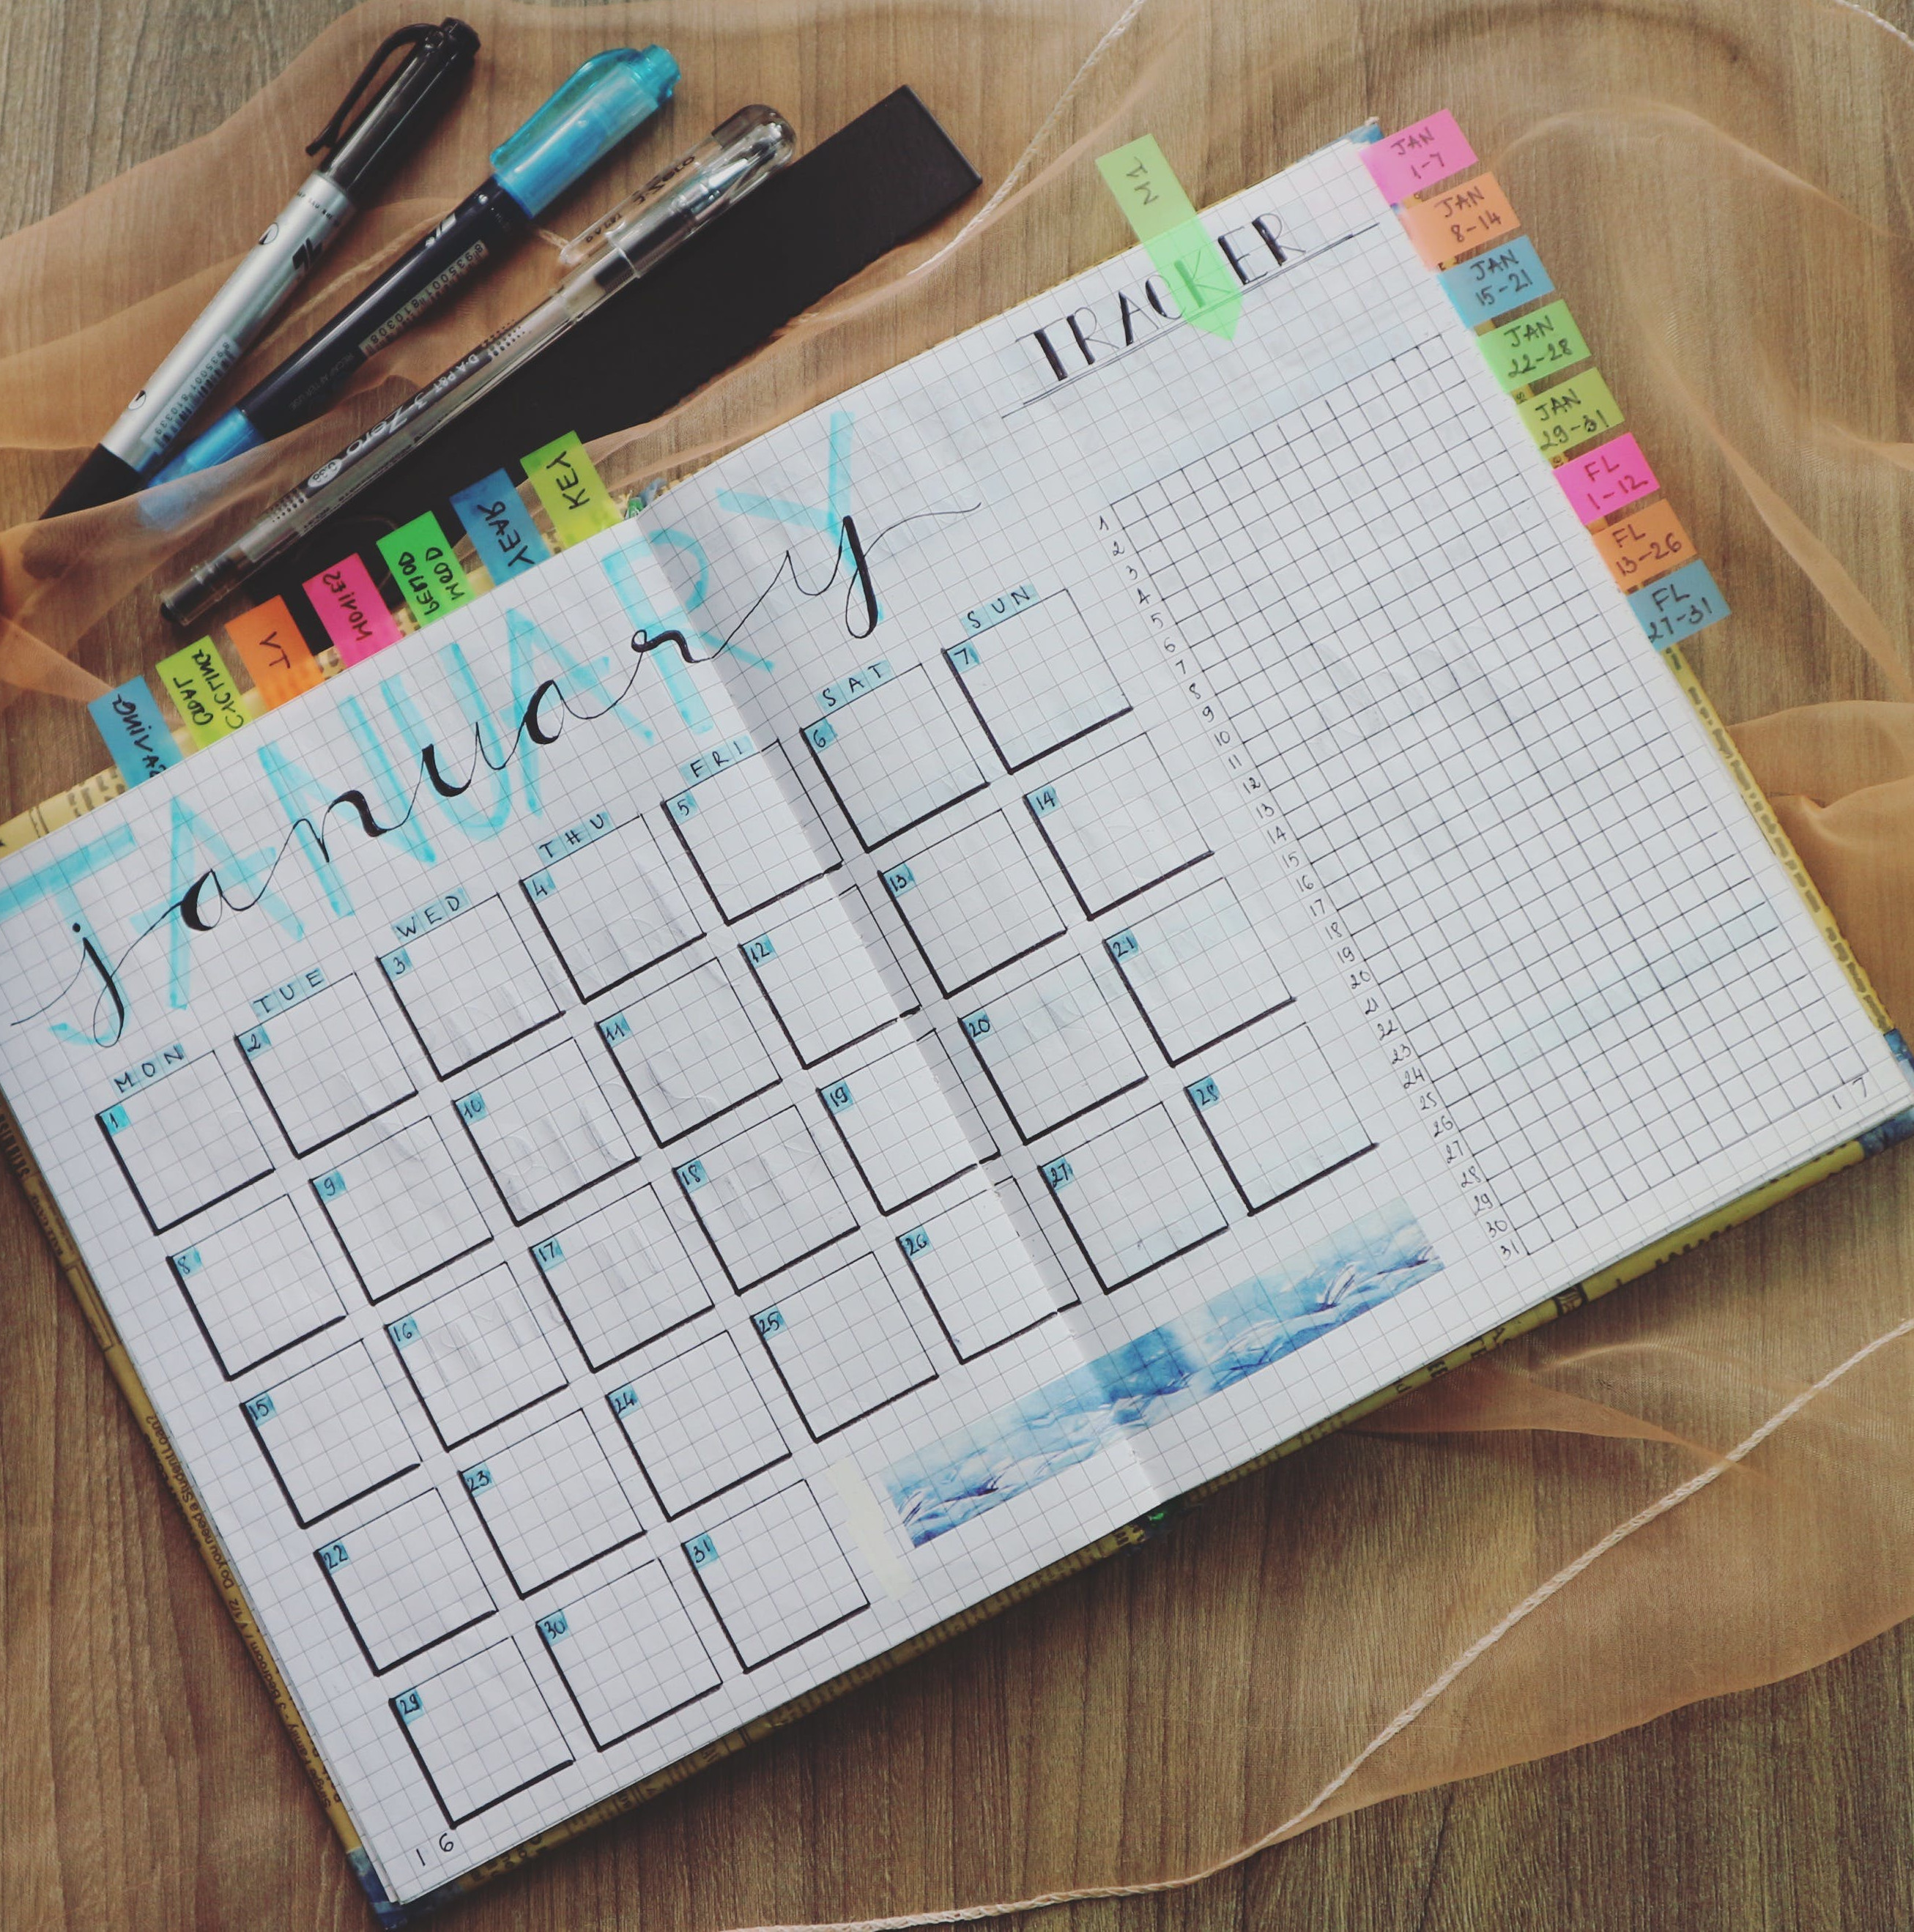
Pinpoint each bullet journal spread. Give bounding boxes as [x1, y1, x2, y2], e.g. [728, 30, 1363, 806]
[2, 120, 1908, 1917]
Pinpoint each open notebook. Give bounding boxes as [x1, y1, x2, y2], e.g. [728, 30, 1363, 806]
[2, 117, 1908, 1919]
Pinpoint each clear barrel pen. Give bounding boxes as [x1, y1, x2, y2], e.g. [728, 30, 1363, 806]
[160, 105, 793, 628]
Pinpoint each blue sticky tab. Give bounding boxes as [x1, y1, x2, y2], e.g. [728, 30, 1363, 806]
[450, 470, 552, 583]
[1626, 560, 1729, 650]
[89, 677, 182, 787]
[1439, 237, 1553, 325]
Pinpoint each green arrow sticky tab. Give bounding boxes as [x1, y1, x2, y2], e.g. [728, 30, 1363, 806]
[1095, 135, 1242, 342]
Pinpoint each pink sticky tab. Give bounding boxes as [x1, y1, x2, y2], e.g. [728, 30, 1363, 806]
[1556, 434, 1660, 525]
[1362, 112, 1478, 203]
[303, 554, 402, 666]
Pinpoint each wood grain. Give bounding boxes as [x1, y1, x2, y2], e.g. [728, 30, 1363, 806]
[2, 2, 1912, 1929]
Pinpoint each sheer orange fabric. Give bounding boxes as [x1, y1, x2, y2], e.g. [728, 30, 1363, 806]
[1, 1, 1911, 1919]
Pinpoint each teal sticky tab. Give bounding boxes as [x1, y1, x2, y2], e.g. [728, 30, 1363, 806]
[1439, 237, 1553, 325]
[89, 677, 182, 787]
[450, 470, 552, 584]
[1627, 560, 1729, 650]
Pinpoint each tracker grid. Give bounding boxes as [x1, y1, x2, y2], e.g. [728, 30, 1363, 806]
[530, 1183, 713, 1369]
[168, 1192, 348, 1378]
[234, 972, 415, 1155]
[98, 1054, 275, 1234]
[800, 661, 990, 848]
[1023, 733, 1214, 918]
[520, 814, 705, 1001]
[662, 740, 842, 923]
[311, 1114, 492, 1303]
[878, 810, 1068, 996]
[674, 1107, 859, 1293]
[1111, 335, 1878, 1246]
[536, 1558, 724, 1747]
[750, 1250, 938, 1438]
[240, 1340, 420, 1527]
[681, 1481, 869, 1671]
[597, 957, 780, 1145]
[960, 954, 1150, 1143]
[940, 588, 1132, 769]
[1039, 1106, 1231, 1292]
[379, 893, 562, 1079]
[459, 1407, 648, 1597]
[607, 1331, 791, 1518]
[453, 1034, 638, 1223]
[316, 1487, 497, 1674]
[390, 1638, 574, 1827]
[385, 1262, 571, 1452]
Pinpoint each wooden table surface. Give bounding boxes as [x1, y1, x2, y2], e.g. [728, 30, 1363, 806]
[4, 2, 1911, 1928]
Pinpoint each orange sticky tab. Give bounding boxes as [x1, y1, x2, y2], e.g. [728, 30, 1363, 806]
[224, 598, 321, 708]
[1398, 173, 1519, 267]
[1589, 501, 1696, 590]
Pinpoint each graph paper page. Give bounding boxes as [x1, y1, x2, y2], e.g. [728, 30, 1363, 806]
[0, 133, 1904, 1903]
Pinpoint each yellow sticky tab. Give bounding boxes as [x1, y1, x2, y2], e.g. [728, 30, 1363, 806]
[155, 638, 248, 748]
[1095, 135, 1242, 342]
[523, 431, 620, 547]
[1516, 370, 1625, 460]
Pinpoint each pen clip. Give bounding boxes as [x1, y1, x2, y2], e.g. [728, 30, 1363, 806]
[307, 22, 437, 157]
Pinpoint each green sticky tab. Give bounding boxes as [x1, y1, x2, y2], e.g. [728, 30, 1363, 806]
[523, 431, 620, 548]
[1516, 370, 1625, 459]
[1479, 300, 1590, 393]
[1095, 135, 1241, 342]
[377, 512, 472, 628]
[155, 638, 248, 748]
